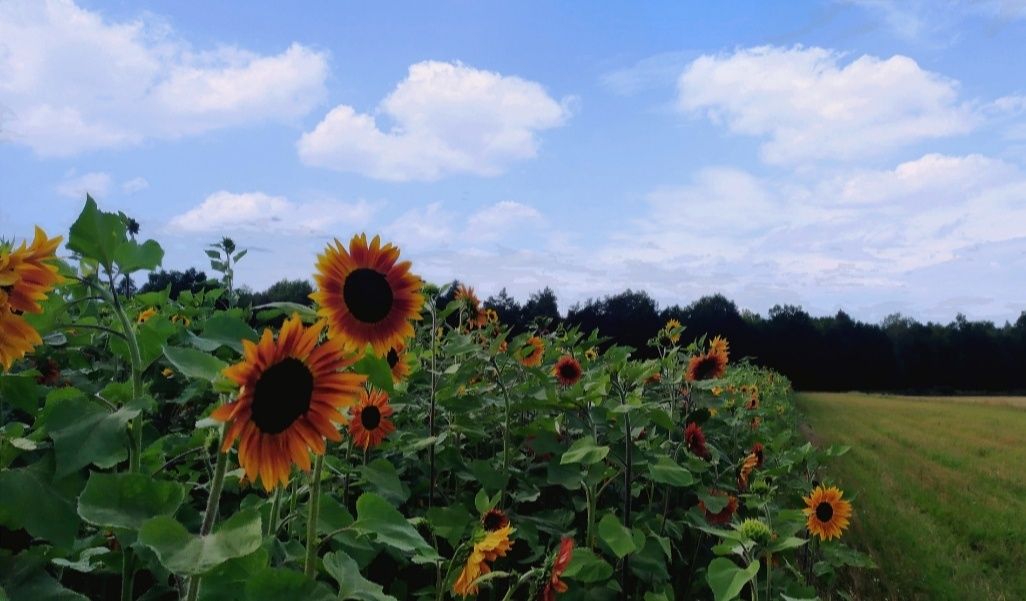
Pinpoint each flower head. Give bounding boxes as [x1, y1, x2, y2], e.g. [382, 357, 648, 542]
[803, 485, 853, 540]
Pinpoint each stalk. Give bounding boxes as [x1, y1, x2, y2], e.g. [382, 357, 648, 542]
[267, 486, 283, 538]
[428, 305, 438, 508]
[620, 384, 633, 599]
[304, 454, 326, 577]
[184, 435, 229, 601]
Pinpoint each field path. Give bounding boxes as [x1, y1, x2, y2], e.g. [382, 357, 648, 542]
[797, 392, 1026, 601]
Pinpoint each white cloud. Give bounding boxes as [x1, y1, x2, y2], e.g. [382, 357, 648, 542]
[121, 177, 149, 194]
[297, 61, 571, 181]
[55, 171, 111, 199]
[465, 201, 543, 242]
[677, 45, 976, 164]
[846, 0, 1026, 42]
[0, 0, 328, 156]
[168, 191, 374, 235]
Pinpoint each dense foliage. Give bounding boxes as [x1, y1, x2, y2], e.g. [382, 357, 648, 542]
[0, 198, 869, 601]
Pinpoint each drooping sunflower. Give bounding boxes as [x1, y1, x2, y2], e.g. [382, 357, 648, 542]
[738, 451, 759, 490]
[213, 314, 366, 491]
[0, 295, 43, 372]
[541, 537, 575, 601]
[518, 336, 545, 367]
[803, 485, 853, 541]
[482, 508, 510, 532]
[751, 442, 765, 468]
[685, 349, 728, 382]
[698, 490, 739, 525]
[385, 343, 412, 383]
[455, 284, 488, 328]
[663, 318, 682, 343]
[0, 227, 63, 371]
[452, 525, 515, 597]
[684, 422, 710, 460]
[552, 355, 582, 386]
[137, 307, 158, 323]
[311, 234, 424, 354]
[347, 387, 396, 450]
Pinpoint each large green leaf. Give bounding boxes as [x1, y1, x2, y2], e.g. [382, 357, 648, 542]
[359, 458, 409, 505]
[0, 374, 43, 413]
[112, 316, 174, 370]
[324, 551, 397, 601]
[562, 548, 613, 583]
[77, 472, 185, 530]
[0, 551, 88, 601]
[113, 239, 164, 274]
[598, 513, 637, 558]
[47, 397, 139, 477]
[706, 558, 760, 601]
[424, 505, 472, 547]
[352, 353, 393, 394]
[648, 456, 695, 487]
[67, 196, 127, 271]
[560, 436, 609, 465]
[351, 493, 440, 564]
[198, 314, 259, 354]
[0, 462, 80, 548]
[139, 508, 263, 576]
[198, 549, 269, 601]
[163, 346, 228, 382]
[243, 568, 336, 601]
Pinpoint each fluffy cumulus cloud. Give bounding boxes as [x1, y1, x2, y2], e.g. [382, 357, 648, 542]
[297, 61, 571, 181]
[677, 46, 976, 164]
[55, 171, 111, 199]
[168, 191, 374, 235]
[0, 0, 328, 156]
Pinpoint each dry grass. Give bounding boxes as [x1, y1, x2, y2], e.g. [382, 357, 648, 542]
[797, 392, 1026, 601]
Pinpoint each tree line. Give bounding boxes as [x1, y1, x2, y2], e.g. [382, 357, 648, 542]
[142, 269, 1026, 394]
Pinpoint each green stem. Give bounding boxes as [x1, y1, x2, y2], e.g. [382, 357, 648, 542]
[492, 359, 513, 484]
[585, 483, 597, 549]
[105, 277, 144, 472]
[267, 485, 283, 538]
[185, 435, 229, 601]
[120, 551, 133, 601]
[428, 305, 438, 509]
[304, 454, 325, 577]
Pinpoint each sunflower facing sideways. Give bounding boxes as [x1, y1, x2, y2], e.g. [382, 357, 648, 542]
[803, 485, 853, 541]
[541, 537, 575, 601]
[452, 519, 515, 597]
[455, 284, 488, 329]
[311, 234, 424, 354]
[685, 335, 730, 382]
[0, 227, 64, 371]
[213, 314, 366, 491]
[385, 343, 412, 383]
[553, 354, 582, 386]
[347, 387, 396, 450]
[519, 336, 545, 367]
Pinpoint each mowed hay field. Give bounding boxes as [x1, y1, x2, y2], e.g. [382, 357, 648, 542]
[797, 392, 1026, 601]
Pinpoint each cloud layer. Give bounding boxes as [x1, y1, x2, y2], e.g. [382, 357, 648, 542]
[168, 191, 374, 235]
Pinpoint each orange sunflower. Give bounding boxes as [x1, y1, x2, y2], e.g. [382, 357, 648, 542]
[542, 537, 575, 601]
[452, 524, 515, 597]
[738, 451, 759, 491]
[685, 337, 729, 382]
[481, 508, 510, 532]
[213, 314, 366, 491]
[455, 284, 488, 328]
[385, 343, 412, 383]
[553, 355, 582, 386]
[0, 227, 63, 371]
[684, 422, 711, 460]
[803, 485, 853, 541]
[311, 234, 423, 354]
[347, 387, 396, 450]
[519, 336, 545, 367]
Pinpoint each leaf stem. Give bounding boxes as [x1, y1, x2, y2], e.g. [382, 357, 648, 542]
[184, 431, 229, 601]
[304, 453, 325, 577]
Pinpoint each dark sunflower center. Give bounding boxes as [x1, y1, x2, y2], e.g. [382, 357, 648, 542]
[343, 268, 393, 323]
[360, 405, 382, 430]
[251, 358, 314, 434]
[386, 348, 400, 368]
[559, 363, 578, 379]
[816, 501, 834, 522]
[483, 511, 505, 531]
[694, 355, 719, 380]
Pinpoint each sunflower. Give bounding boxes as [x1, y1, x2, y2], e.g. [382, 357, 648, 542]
[452, 525, 514, 597]
[584, 347, 598, 361]
[745, 392, 760, 410]
[385, 343, 412, 383]
[137, 307, 157, 323]
[709, 335, 730, 360]
[485, 308, 499, 324]
[684, 422, 710, 460]
[519, 336, 545, 367]
[482, 508, 510, 532]
[738, 452, 759, 490]
[698, 490, 739, 525]
[541, 537, 574, 601]
[0, 226, 63, 316]
[663, 318, 682, 343]
[0, 297, 43, 372]
[213, 314, 366, 491]
[751, 442, 765, 468]
[645, 372, 662, 385]
[311, 234, 424, 354]
[803, 485, 853, 541]
[553, 355, 582, 386]
[685, 350, 728, 382]
[171, 314, 192, 327]
[347, 387, 396, 450]
[455, 284, 488, 328]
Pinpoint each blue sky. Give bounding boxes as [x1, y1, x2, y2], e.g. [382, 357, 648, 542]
[3, 0, 1026, 323]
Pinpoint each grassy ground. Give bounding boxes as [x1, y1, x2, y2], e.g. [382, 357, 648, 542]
[797, 392, 1026, 601]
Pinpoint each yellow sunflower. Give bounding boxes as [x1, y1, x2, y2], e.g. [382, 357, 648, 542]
[311, 234, 424, 354]
[385, 343, 412, 383]
[213, 314, 366, 491]
[452, 525, 514, 597]
[0, 294, 43, 372]
[0, 227, 63, 371]
[664, 318, 682, 343]
[803, 485, 853, 541]
[518, 336, 545, 367]
[347, 387, 396, 450]
[584, 347, 598, 361]
[137, 307, 158, 323]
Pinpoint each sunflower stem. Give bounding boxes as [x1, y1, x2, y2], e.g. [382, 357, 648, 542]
[428, 303, 438, 509]
[267, 485, 283, 538]
[304, 453, 325, 577]
[184, 432, 229, 601]
[620, 382, 633, 600]
[491, 358, 513, 493]
[119, 550, 133, 601]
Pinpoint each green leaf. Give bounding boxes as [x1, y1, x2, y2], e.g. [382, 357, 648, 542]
[199, 549, 269, 601]
[359, 458, 409, 505]
[199, 314, 259, 354]
[0, 374, 43, 413]
[0, 463, 80, 548]
[253, 302, 318, 321]
[139, 508, 263, 576]
[352, 353, 394, 394]
[598, 513, 637, 558]
[696, 490, 729, 513]
[113, 239, 164, 273]
[467, 459, 508, 494]
[78, 472, 185, 530]
[51, 547, 110, 573]
[560, 436, 609, 465]
[324, 551, 398, 601]
[767, 536, 808, 553]
[424, 505, 472, 547]
[351, 493, 440, 564]
[47, 397, 139, 477]
[243, 568, 336, 601]
[163, 346, 228, 382]
[546, 460, 584, 490]
[67, 196, 127, 271]
[111, 316, 174, 369]
[0, 552, 88, 600]
[562, 548, 613, 583]
[648, 456, 694, 487]
[706, 558, 760, 601]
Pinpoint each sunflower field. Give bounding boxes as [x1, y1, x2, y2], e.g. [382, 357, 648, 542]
[0, 198, 871, 601]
